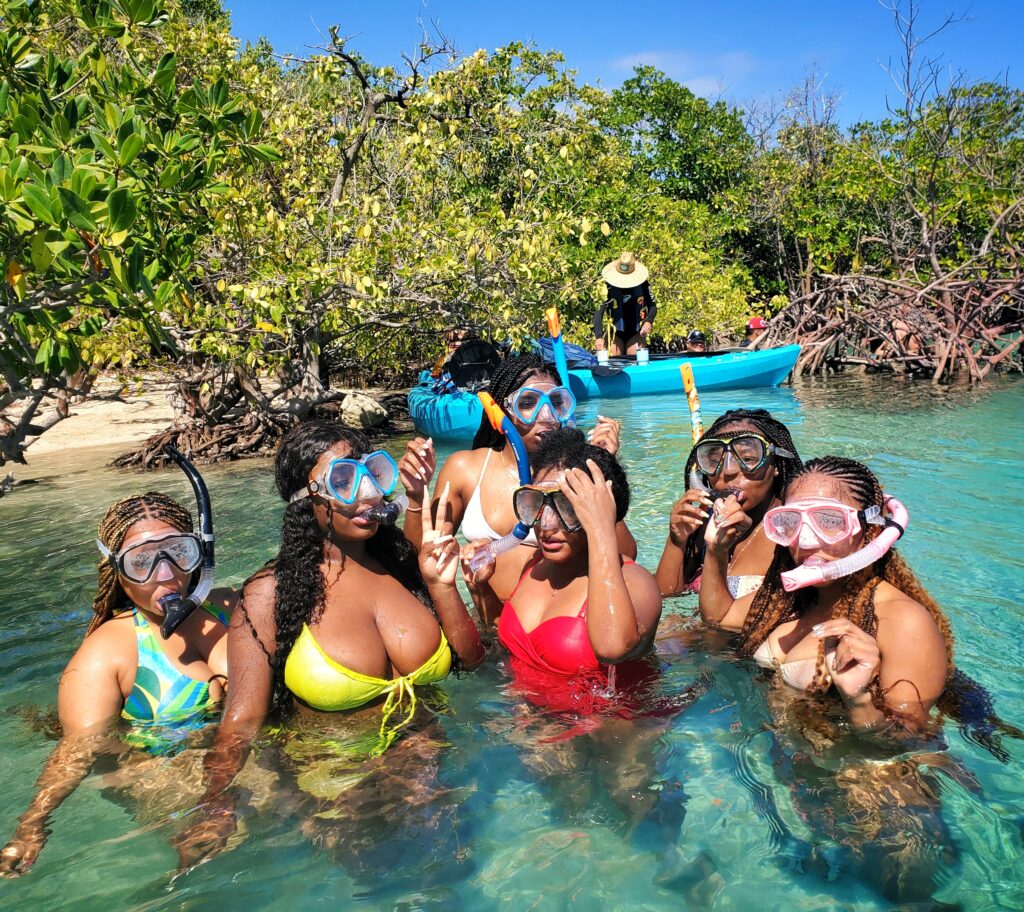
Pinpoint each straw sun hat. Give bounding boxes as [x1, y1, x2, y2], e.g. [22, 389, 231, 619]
[601, 251, 649, 288]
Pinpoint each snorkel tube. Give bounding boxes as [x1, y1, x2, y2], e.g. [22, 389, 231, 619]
[467, 392, 533, 573]
[158, 445, 215, 639]
[545, 306, 570, 388]
[680, 363, 707, 492]
[780, 495, 909, 592]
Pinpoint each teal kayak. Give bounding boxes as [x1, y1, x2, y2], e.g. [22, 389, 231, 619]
[408, 345, 800, 441]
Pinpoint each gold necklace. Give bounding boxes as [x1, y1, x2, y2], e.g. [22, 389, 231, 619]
[728, 522, 762, 572]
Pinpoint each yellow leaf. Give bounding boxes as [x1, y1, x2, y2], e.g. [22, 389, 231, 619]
[216, 279, 226, 292]
[581, 217, 592, 234]
[600, 222, 611, 236]
[371, 200, 381, 217]
[5, 260, 24, 287]
[108, 229, 129, 247]
[558, 146, 568, 159]
[256, 321, 277, 333]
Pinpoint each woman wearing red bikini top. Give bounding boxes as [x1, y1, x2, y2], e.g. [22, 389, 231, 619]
[462, 429, 662, 712]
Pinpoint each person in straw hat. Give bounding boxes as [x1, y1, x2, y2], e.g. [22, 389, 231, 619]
[594, 252, 657, 356]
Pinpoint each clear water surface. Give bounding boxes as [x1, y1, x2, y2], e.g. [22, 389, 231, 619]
[1, 374, 1022, 910]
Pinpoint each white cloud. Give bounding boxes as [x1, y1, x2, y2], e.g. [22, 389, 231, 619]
[610, 49, 759, 98]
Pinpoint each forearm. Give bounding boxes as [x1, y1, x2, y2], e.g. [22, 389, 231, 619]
[467, 579, 504, 627]
[615, 521, 638, 560]
[428, 583, 485, 669]
[198, 715, 263, 809]
[13, 734, 103, 833]
[593, 303, 608, 339]
[655, 535, 688, 597]
[586, 533, 643, 661]
[402, 494, 426, 550]
[698, 551, 737, 627]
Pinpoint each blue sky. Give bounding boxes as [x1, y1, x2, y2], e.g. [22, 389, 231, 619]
[224, 1, 1023, 125]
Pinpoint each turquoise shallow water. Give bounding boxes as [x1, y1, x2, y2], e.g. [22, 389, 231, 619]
[1, 374, 1022, 910]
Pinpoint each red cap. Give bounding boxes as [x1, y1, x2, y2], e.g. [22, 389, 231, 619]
[746, 317, 768, 330]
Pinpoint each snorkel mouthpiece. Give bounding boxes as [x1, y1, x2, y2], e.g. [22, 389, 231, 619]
[363, 495, 409, 526]
[780, 494, 908, 592]
[158, 445, 215, 639]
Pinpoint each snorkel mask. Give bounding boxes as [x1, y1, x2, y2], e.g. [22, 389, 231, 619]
[289, 450, 409, 525]
[96, 445, 219, 639]
[773, 494, 909, 592]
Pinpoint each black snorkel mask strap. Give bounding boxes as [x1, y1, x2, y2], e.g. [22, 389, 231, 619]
[158, 444, 216, 639]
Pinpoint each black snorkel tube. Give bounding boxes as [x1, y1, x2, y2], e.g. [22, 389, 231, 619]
[158, 444, 216, 639]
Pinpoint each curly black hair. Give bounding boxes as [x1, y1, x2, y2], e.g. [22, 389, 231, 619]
[258, 420, 430, 710]
[471, 352, 559, 451]
[531, 427, 630, 523]
[682, 408, 803, 585]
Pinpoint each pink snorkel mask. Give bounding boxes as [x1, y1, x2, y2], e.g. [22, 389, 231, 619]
[767, 494, 909, 592]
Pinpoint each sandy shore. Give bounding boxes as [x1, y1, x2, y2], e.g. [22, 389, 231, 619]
[10, 376, 176, 481]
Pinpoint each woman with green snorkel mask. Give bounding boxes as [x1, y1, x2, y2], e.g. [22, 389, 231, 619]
[402, 353, 637, 621]
[175, 420, 484, 871]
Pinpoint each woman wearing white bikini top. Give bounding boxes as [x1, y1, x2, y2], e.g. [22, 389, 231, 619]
[401, 353, 635, 621]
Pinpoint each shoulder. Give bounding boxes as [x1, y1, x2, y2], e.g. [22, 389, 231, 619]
[65, 613, 134, 681]
[874, 582, 944, 643]
[438, 448, 487, 486]
[237, 566, 278, 627]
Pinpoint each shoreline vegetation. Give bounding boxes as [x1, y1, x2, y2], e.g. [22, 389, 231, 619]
[1, 0, 1021, 472]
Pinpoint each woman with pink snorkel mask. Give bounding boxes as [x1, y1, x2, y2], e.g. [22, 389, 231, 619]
[710, 455, 951, 731]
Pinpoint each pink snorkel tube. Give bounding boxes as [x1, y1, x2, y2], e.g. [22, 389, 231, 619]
[780, 494, 909, 592]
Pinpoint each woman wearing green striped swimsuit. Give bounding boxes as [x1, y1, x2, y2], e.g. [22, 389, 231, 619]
[0, 492, 234, 878]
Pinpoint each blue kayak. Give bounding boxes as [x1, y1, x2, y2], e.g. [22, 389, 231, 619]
[408, 345, 801, 441]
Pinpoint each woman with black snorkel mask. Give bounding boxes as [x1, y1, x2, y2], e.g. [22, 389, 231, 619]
[655, 409, 802, 628]
[175, 421, 484, 870]
[403, 353, 636, 619]
[1, 454, 233, 879]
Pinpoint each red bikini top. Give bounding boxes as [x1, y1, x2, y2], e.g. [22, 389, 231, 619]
[497, 555, 636, 678]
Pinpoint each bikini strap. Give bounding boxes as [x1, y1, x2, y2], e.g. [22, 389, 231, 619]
[507, 552, 544, 604]
[477, 446, 493, 482]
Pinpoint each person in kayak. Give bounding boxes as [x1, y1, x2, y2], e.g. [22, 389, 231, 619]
[684, 330, 708, 353]
[402, 354, 636, 619]
[739, 317, 768, 348]
[0, 491, 234, 878]
[594, 252, 656, 356]
[655, 408, 802, 609]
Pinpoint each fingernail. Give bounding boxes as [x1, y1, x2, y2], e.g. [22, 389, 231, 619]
[812, 624, 824, 636]
[858, 661, 873, 668]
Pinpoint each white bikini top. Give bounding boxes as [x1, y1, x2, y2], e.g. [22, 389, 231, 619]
[753, 637, 835, 692]
[461, 448, 538, 546]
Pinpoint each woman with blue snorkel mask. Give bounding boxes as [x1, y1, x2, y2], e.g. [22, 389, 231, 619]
[403, 353, 636, 619]
[175, 421, 484, 870]
[1, 483, 234, 879]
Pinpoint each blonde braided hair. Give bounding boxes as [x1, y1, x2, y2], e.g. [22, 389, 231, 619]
[88, 493, 193, 637]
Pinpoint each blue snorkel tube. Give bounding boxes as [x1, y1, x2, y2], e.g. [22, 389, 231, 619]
[467, 392, 532, 572]
[545, 306, 571, 388]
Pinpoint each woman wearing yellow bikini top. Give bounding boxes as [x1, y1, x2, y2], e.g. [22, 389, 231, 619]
[176, 420, 484, 869]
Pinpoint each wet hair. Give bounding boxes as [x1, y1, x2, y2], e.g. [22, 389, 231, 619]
[89, 493, 194, 637]
[682, 408, 803, 583]
[471, 352, 559, 450]
[531, 428, 630, 523]
[255, 420, 430, 710]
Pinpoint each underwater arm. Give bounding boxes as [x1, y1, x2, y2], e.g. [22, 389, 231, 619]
[1, 637, 124, 877]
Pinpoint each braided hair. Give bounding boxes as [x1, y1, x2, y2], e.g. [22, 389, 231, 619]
[736, 456, 955, 701]
[471, 353, 559, 451]
[89, 493, 194, 637]
[256, 420, 431, 710]
[682, 408, 803, 584]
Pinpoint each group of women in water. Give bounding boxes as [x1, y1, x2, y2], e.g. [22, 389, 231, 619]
[0, 352, 982, 891]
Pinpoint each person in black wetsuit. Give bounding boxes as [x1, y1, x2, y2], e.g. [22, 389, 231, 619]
[594, 252, 657, 356]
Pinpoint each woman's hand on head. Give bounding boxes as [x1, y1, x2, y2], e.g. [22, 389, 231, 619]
[587, 416, 621, 455]
[669, 489, 713, 547]
[814, 618, 881, 703]
[399, 437, 435, 502]
[703, 494, 752, 558]
[418, 481, 458, 587]
[561, 459, 617, 537]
